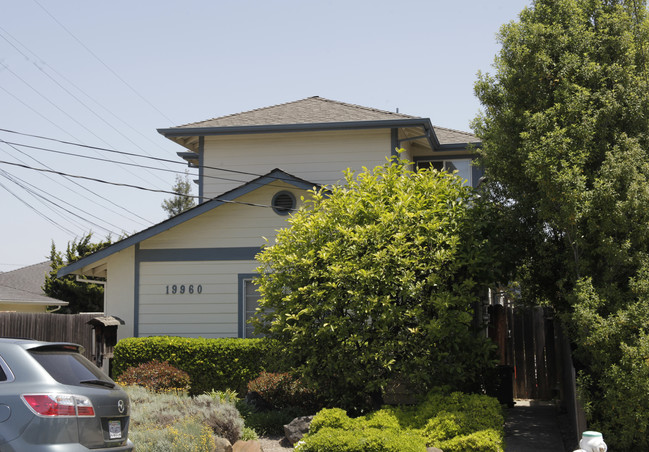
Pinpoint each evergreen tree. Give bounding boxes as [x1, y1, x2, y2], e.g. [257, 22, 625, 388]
[161, 171, 196, 217]
[474, 1, 649, 448]
[44, 233, 112, 313]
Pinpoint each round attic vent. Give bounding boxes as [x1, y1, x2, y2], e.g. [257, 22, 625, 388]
[272, 191, 296, 215]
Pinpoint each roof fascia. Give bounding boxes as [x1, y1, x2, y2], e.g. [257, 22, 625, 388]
[57, 170, 316, 278]
[437, 142, 482, 151]
[158, 118, 434, 139]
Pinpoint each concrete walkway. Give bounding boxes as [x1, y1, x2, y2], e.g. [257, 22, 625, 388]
[505, 400, 572, 452]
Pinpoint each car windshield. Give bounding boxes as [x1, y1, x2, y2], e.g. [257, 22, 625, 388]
[29, 350, 110, 386]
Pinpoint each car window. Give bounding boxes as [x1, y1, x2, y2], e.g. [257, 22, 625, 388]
[29, 351, 109, 386]
[0, 355, 13, 382]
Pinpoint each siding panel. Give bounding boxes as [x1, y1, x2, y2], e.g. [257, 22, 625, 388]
[138, 260, 255, 338]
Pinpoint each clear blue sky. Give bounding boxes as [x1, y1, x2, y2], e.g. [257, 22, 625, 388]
[0, 0, 531, 272]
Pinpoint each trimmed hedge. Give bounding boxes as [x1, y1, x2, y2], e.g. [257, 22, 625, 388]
[113, 336, 283, 395]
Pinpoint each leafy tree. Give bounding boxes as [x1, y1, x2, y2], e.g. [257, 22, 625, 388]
[254, 155, 499, 412]
[43, 233, 112, 313]
[473, 0, 649, 447]
[161, 171, 196, 218]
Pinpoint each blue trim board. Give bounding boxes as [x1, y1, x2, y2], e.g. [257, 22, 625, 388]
[158, 118, 434, 138]
[57, 169, 315, 277]
[198, 136, 205, 202]
[134, 243, 141, 337]
[237, 273, 257, 338]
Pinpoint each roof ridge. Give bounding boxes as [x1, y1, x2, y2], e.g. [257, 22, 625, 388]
[176, 96, 418, 128]
[312, 96, 420, 119]
[0, 261, 51, 276]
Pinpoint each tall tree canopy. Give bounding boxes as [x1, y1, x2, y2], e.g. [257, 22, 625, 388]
[474, 0, 649, 448]
[161, 171, 196, 218]
[254, 155, 498, 412]
[44, 233, 112, 313]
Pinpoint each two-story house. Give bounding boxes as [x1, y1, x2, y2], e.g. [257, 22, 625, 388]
[58, 97, 481, 340]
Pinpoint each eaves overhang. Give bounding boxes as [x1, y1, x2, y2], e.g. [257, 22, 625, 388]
[158, 118, 439, 152]
[437, 141, 482, 152]
[57, 169, 319, 278]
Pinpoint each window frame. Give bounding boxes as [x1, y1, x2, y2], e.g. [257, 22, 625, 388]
[237, 274, 262, 338]
[415, 158, 473, 186]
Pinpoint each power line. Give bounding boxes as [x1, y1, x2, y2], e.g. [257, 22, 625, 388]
[0, 159, 299, 211]
[32, 0, 177, 125]
[0, 177, 77, 236]
[0, 168, 118, 236]
[0, 63, 167, 190]
[0, 128, 316, 187]
[0, 25, 176, 171]
[0, 140, 152, 226]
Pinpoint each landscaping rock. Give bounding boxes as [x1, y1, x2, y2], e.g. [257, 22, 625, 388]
[427, 447, 443, 452]
[283, 415, 314, 445]
[232, 440, 263, 452]
[214, 437, 233, 452]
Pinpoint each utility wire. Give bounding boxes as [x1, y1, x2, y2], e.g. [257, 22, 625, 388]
[0, 165, 126, 234]
[0, 140, 152, 225]
[0, 128, 317, 187]
[0, 168, 118, 236]
[32, 0, 177, 125]
[0, 62, 166, 190]
[0, 177, 77, 235]
[0, 159, 299, 211]
[0, 25, 175, 171]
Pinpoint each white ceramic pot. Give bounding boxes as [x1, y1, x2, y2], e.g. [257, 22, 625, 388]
[579, 431, 607, 452]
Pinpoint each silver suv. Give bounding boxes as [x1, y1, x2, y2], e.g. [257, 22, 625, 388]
[0, 338, 134, 451]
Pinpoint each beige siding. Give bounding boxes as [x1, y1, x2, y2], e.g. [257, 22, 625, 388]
[0, 303, 50, 313]
[202, 129, 391, 198]
[142, 182, 305, 250]
[138, 260, 256, 338]
[105, 247, 136, 340]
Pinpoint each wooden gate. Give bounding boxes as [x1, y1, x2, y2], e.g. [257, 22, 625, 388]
[488, 305, 561, 400]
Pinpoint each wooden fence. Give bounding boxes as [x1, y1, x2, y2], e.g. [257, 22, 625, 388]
[0, 312, 99, 362]
[488, 305, 560, 400]
[488, 304, 586, 444]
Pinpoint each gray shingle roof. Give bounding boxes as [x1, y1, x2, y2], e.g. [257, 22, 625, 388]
[0, 262, 67, 306]
[159, 96, 480, 153]
[174, 96, 420, 129]
[433, 126, 480, 145]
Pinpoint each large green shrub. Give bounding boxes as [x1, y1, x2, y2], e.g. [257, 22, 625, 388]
[255, 155, 499, 412]
[113, 336, 282, 395]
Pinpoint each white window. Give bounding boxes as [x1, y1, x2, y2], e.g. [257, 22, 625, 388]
[417, 159, 472, 186]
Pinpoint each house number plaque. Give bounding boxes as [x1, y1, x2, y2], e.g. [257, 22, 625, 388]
[165, 284, 202, 295]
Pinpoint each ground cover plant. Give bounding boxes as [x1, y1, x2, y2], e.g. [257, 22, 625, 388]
[296, 390, 505, 452]
[124, 385, 257, 451]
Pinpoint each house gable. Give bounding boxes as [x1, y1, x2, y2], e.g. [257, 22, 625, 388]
[58, 169, 316, 279]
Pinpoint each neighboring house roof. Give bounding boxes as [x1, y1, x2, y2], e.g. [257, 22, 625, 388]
[158, 96, 480, 153]
[0, 262, 68, 307]
[58, 169, 318, 278]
